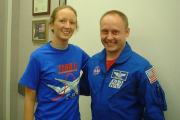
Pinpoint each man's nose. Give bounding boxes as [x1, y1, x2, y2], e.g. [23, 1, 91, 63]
[107, 33, 113, 40]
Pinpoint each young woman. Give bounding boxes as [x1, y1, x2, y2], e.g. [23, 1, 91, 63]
[19, 5, 89, 120]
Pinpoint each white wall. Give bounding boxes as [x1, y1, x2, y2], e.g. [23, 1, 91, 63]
[68, 0, 180, 120]
[18, 0, 180, 120]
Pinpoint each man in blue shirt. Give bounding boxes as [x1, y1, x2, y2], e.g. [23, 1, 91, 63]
[80, 10, 167, 120]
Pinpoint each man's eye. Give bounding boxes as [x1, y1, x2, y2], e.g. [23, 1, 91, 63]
[102, 30, 108, 34]
[113, 31, 119, 34]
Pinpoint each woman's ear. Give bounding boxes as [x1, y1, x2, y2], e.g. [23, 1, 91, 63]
[50, 22, 54, 31]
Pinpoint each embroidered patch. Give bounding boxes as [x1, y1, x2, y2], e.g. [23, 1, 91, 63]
[109, 79, 124, 89]
[111, 69, 128, 81]
[145, 67, 157, 84]
[93, 66, 101, 76]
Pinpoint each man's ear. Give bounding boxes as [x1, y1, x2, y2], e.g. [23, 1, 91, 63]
[126, 27, 130, 37]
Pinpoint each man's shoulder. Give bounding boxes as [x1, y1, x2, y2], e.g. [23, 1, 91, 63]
[90, 51, 103, 60]
[129, 51, 150, 66]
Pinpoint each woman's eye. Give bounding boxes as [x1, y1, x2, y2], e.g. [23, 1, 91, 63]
[60, 20, 65, 23]
[70, 22, 75, 25]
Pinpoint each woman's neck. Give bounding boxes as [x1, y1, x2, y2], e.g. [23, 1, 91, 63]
[52, 38, 68, 47]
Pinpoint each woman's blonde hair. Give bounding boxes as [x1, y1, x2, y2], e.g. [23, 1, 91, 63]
[50, 5, 78, 33]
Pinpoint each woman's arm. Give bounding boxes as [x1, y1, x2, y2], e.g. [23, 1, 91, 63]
[24, 86, 36, 120]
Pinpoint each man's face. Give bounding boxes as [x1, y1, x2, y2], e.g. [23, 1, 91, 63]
[100, 14, 130, 56]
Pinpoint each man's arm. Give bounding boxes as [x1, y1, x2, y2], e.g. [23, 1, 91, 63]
[138, 66, 167, 120]
[24, 86, 36, 120]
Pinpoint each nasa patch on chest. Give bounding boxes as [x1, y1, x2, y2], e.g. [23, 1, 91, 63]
[111, 69, 129, 81]
[93, 66, 101, 76]
[109, 79, 124, 89]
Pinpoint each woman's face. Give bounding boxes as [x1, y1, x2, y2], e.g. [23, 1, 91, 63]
[50, 8, 76, 44]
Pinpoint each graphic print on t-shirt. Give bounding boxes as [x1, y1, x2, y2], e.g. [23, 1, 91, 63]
[47, 62, 79, 101]
[58, 62, 77, 74]
[47, 75, 80, 95]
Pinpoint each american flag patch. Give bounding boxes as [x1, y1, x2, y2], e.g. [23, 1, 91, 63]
[145, 67, 157, 84]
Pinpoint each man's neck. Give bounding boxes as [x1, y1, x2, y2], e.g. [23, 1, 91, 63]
[106, 50, 122, 60]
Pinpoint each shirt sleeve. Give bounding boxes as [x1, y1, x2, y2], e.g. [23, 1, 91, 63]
[79, 59, 91, 96]
[19, 56, 41, 90]
[138, 64, 167, 120]
[81, 50, 90, 70]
